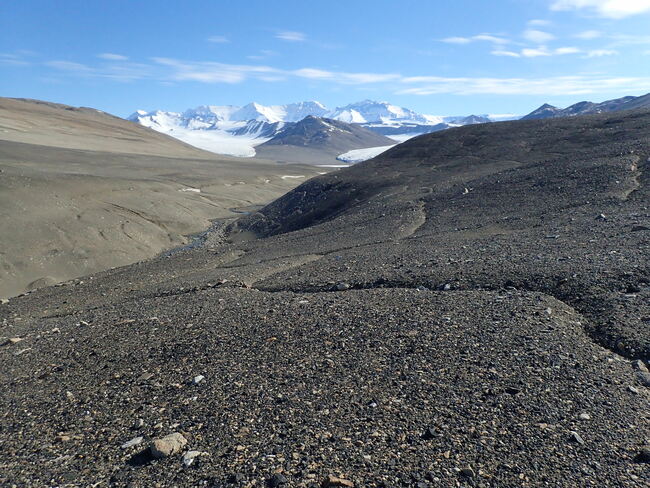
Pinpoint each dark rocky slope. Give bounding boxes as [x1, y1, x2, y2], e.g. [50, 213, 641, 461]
[522, 92, 650, 120]
[254, 116, 394, 165]
[1, 110, 649, 487]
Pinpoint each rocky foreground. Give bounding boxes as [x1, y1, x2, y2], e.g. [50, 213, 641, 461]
[1, 110, 649, 486]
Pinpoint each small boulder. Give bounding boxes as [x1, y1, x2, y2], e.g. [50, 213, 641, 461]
[322, 475, 354, 487]
[150, 433, 187, 458]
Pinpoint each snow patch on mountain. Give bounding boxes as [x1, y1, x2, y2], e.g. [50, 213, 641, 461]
[337, 145, 396, 163]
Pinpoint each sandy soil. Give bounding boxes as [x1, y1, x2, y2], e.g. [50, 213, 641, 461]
[0, 98, 320, 298]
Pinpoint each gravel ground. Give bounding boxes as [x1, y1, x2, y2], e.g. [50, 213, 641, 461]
[1, 110, 648, 487]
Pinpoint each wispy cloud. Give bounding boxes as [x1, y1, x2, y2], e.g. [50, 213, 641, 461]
[207, 35, 229, 44]
[38, 54, 648, 98]
[550, 0, 650, 18]
[523, 29, 555, 44]
[0, 53, 31, 66]
[152, 57, 274, 83]
[148, 58, 400, 85]
[276, 31, 306, 42]
[294, 67, 400, 84]
[493, 46, 580, 58]
[491, 50, 521, 58]
[585, 49, 618, 57]
[46, 59, 150, 82]
[247, 49, 278, 61]
[45, 60, 94, 73]
[441, 34, 509, 45]
[98, 53, 128, 61]
[528, 19, 552, 26]
[575, 30, 602, 39]
[521, 46, 581, 57]
[398, 75, 650, 96]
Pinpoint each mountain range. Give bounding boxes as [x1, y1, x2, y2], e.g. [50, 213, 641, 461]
[129, 100, 498, 158]
[522, 93, 650, 120]
[129, 93, 650, 160]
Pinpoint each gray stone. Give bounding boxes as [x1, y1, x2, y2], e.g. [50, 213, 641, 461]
[635, 371, 650, 387]
[569, 431, 585, 445]
[150, 433, 188, 458]
[182, 450, 204, 467]
[632, 360, 649, 373]
[459, 466, 475, 478]
[121, 436, 143, 449]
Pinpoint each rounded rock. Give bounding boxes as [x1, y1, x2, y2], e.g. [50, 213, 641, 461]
[150, 432, 188, 458]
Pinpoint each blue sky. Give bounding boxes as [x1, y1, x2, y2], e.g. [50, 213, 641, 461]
[2, 0, 650, 117]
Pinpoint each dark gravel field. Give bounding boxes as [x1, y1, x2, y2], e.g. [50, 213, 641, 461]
[1, 110, 648, 487]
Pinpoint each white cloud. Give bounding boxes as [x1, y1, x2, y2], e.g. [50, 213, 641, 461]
[442, 34, 509, 45]
[0, 53, 31, 66]
[46, 60, 93, 72]
[98, 53, 128, 61]
[442, 36, 472, 44]
[551, 0, 650, 18]
[586, 48, 618, 56]
[528, 19, 552, 26]
[575, 30, 602, 39]
[293, 67, 400, 84]
[47, 59, 149, 82]
[492, 50, 521, 57]
[398, 74, 650, 96]
[473, 34, 509, 44]
[522, 47, 552, 57]
[276, 31, 306, 42]
[520, 46, 581, 57]
[42, 54, 648, 99]
[152, 57, 274, 84]
[207, 35, 229, 44]
[524, 29, 556, 43]
[149, 58, 399, 86]
[555, 46, 581, 54]
[609, 33, 650, 45]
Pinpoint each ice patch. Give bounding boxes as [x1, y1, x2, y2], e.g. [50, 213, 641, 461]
[337, 145, 395, 164]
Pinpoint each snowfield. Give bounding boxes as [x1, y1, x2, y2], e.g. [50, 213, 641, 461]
[336, 145, 396, 163]
[162, 127, 266, 158]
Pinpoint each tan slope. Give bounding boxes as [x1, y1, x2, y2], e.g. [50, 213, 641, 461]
[0, 97, 213, 158]
[0, 98, 321, 299]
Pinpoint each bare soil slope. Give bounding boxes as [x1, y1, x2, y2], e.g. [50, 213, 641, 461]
[0, 98, 320, 298]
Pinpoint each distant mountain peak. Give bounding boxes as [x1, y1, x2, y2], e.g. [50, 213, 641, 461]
[522, 93, 650, 120]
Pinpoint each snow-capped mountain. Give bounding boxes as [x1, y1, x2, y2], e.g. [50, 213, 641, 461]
[128, 100, 498, 158]
[329, 100, 434, 125]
